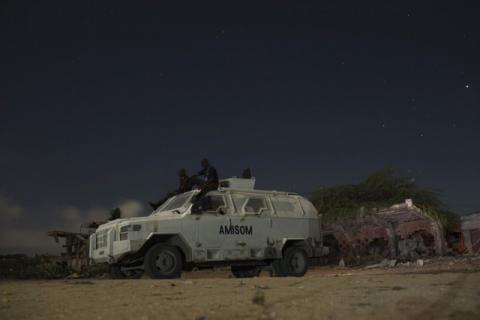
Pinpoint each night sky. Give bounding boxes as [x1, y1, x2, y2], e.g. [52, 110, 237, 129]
[1, 1, 479, 253]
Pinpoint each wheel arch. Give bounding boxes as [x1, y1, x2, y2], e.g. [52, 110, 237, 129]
[137, 233, 192, 263]
[281, 238, 313, 257]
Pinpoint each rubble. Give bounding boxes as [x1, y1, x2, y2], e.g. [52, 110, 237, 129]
[365, 259, 391, 269]
[323, 199, 446, 265]
[46, 230, 90, 272]
[0, 254, 68, 279]
[364, 258, 427, 270]
[461, 212, 480, 254]
[46, 221, 103, 273]
[0, 254, 109, 279]
[416, 259, 424, 267]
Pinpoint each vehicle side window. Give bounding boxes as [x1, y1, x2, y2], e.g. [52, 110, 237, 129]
[299, 198, 318, 216]
[231, 194, 270, 215]
[244, 197, 268, 214]
[272, 196, 303, 217]
[208, 195, 226, 212]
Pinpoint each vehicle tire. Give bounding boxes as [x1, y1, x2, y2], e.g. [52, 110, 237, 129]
[144, 244, 183, 279]
[231, 265, 261, 278]
[280, 247, 308, 277]
[109, 264, 144, 279]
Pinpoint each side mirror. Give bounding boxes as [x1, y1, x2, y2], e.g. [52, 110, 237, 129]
[217, 206, 227, 215]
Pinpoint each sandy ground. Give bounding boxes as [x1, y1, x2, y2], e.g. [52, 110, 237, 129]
[1, 258, 480, 320]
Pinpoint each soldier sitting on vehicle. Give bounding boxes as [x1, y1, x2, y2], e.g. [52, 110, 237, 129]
[191, 158, 219, 200]
[149, 168, 192, 210]
[108, 207, 122, 220]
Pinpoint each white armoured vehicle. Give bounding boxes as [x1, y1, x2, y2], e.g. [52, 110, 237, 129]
[90, 178, 327, 279]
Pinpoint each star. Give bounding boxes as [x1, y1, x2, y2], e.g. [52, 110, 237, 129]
[465, 84, 470, 89]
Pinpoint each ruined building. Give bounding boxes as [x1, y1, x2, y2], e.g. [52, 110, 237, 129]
[461, 212, 480, 254]
[47, 222, 101, 272]
[323, 199, 446, 262]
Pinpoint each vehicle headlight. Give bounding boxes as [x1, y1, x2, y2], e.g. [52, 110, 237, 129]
[120, 225, 142, 233]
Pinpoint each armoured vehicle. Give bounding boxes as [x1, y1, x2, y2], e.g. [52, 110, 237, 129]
[89, 178, 327, 279]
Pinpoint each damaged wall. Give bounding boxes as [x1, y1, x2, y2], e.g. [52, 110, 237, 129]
[461, 213, 480, 254]
[323, 199, 446, 262]
[46, 221, 101, 272]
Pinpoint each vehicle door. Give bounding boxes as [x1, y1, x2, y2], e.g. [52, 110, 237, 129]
[193, 192, 229, 262]
[270, 195, 305, 239]
[224, 193, 273, 260]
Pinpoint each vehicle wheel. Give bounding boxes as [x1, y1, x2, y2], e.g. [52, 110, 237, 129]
[144, 244, 183, 279]
[281, 247, 308, 277]
[109, 264, 144, 279]
[231, 265, 261, 278]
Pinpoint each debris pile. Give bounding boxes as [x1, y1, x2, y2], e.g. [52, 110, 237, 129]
[0, 253, 109, 279]
[46, 230, 90, 272]
[461, 212, 480, 254]
[0, 254, 68, 279]
[361, 255, 480, 272]
[364, 258, 424, 269]
[46, 221, 102, 272]
[323, 199, 446, 265]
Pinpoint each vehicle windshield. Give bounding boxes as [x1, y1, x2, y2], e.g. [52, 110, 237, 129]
[153, 192, 194, 214]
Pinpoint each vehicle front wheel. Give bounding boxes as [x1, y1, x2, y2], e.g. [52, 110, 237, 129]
[144, 244, 183, 279]
[231, 265, 261, 278]
[109, 264, 144, 279]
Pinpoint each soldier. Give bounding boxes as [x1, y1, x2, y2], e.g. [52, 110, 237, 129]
[108, 207, 122, 220]
[149, 168, 192, 210]
[177, 168, 192, 193]
[191, 158, 219, 200]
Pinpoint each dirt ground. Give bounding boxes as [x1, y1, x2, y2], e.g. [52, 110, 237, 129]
[1, 257, 480, 320]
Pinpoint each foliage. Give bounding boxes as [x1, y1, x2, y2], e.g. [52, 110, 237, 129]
[310, 167, 460, 228]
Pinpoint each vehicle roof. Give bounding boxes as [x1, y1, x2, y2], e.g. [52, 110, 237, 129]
[217, 187, 299, 197]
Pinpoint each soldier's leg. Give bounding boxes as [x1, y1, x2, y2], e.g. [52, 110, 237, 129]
[195, 182, 219, 200]
[190, 175, 206, 188]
